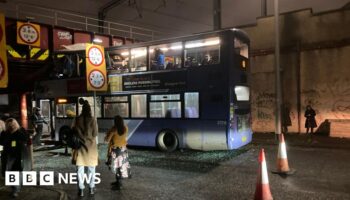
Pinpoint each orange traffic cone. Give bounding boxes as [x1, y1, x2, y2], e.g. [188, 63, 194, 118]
[254, 149, 273, 200]
[273, 134, 295, 175]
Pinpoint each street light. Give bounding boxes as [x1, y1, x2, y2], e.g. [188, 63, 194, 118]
[92, 38, 103, 44]
[274, 0, 282, 137]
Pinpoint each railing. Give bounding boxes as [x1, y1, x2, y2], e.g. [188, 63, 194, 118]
[0, 3, 171, 41]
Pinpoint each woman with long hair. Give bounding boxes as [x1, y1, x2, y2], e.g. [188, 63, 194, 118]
[105, 115, 131, 190]
[72, 101, 99, 197]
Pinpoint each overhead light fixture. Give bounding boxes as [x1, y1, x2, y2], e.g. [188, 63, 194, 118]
[93, 38, 103, 44]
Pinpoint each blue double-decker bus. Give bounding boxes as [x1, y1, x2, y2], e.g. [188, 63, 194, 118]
[35, 28, 251, 151]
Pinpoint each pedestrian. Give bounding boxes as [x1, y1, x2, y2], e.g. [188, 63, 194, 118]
[0, 118, 30, 198]
[105, 115, 131, 190]
[282, 103, 292, 134]
[31, 107, 48, 146]
[304, 105, 317, 140]
[71, 101, 99, 197]
[151, 48, 165, 70]
[0, 119, 6, 176]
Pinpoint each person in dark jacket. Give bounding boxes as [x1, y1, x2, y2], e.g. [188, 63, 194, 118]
[0, 118, 30, 198]
[282, 103, 292, 134]
[151, 48, 165, 70]
[304, 105, 317, 135]
[31, 107, 48, 146]
[0, 119, 6, 176]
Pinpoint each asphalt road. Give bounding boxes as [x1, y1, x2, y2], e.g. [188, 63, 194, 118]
[1, 135, 350, 200]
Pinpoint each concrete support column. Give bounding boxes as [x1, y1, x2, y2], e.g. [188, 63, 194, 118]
[213, 0, 221, 30]
[261, 0, 267, 17]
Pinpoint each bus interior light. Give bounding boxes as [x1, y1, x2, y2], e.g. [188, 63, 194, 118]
[170, 45, 183, 50]
[131, 49, 147, 58]
[185, 39, 220, 49]
[149, 48, 169, 53]
[242, 60, 246, 68]
[57, 98, 68, 103]
[121, 51, 129, 56]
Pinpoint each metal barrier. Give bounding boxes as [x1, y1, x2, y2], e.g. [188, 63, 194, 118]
[0, 2, 171, 41]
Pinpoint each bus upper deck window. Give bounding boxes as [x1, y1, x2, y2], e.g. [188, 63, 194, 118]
[109, 49, 130, 74]
[149, 42, 182, 71]
[51, 54, 82, 79]
[130, 47, 147, 72]
[184, 37, 220, 67]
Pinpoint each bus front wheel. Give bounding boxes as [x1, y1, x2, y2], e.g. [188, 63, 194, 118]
[156, 130, 178, 152]
[59, 126, 71, 145]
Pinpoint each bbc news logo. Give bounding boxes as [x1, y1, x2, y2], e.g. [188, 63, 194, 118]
[6, 171, 101, 186]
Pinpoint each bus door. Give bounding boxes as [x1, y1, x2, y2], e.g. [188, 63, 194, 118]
[227, 86, 252, 149]
[227, 100, 236, 149]
[35, 99, 52, 137]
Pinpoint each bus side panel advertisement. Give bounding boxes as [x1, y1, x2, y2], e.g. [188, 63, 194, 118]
[122, 71, 187, 91]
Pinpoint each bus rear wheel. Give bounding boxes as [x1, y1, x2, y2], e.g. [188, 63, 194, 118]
[156, 130, 178, 152]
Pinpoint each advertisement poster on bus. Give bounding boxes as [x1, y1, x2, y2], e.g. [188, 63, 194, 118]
[122, 71, 187, 91]
[0, 13, 8, 88]
[16, 21, 41, 47]
[85, 44, 108, 91]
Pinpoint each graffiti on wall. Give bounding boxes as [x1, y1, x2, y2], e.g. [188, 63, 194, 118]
[334, 100, 350, 112]
[252, 79, 350, 132]
[302, 79, 350, 121]
[252, 91, 275, 131]
[302, 89, 322, 107]
[329, 80, 350, 119]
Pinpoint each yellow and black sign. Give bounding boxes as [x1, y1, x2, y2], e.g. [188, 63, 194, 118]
[0, 13, 8, 88]
[85, 44, 107, 91]
[17, 21, 41, 47]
